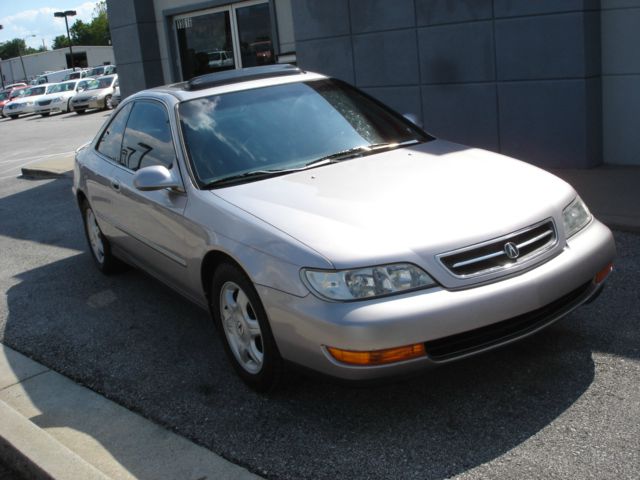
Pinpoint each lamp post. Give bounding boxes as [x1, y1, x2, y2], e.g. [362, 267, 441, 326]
[18, 34, 36, 82]
[54, 10, 77, 71]
[0, 24, 4, 89]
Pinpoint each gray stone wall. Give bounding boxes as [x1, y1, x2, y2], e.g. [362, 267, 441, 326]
[292, 0, 602, 169]
[106, 0, 165, 99]
[601, 0, 640, 165]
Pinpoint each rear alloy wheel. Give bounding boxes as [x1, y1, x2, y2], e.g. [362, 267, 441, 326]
[211, 263, 283, 392]
[81, 201, 125, 274]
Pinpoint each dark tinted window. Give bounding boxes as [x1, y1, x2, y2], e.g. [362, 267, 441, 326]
[96, 103, 132, 161]
[121, 101, 174, 171]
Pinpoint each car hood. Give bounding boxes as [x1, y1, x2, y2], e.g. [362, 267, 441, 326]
[213, 140, 575, 269]
[74, 88, 110, 100]
[38, 91, 74, 101]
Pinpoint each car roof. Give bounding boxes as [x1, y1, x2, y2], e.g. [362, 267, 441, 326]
[139, 64, 326, 103]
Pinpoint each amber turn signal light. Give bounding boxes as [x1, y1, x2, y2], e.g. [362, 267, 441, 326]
[594, 262, 613, 284]
[327, 343, 426, 366]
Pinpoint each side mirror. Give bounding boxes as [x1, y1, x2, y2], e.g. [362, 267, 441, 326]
[133, 165, 183, 192]
[78, 86, 86, 92]
[403, 113, 423, 128]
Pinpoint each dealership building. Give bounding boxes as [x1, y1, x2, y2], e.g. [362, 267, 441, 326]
[0, 46, 115, 85]
[106, 0, 639, 168]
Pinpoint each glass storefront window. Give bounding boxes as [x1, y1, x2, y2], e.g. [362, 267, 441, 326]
[174, 1, 275, 81]
[236, 2, 274, 68]
[176, 10, 235, 80]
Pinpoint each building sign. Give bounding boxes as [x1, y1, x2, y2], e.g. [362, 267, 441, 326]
[175, 17, 193, 30]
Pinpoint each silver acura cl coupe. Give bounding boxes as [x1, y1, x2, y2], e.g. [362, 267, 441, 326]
[73, 65, 615, 391]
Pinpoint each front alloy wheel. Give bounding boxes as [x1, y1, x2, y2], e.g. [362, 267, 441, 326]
[220, 281, 264, 374]
[211, 263, 283, 392]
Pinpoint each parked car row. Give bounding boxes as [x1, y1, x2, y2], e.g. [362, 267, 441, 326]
[0, 74, 119, 119]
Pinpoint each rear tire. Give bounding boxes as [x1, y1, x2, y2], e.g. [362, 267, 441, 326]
[80, 200, 126, 274]
[210, 263, 284, 392]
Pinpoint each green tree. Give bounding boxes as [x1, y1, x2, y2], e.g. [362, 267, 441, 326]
[52, 35, 69, 50]
[62, 1, 111, 47]
[0, 38, 39, 59]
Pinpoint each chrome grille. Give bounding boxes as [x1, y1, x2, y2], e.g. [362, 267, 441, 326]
[439, 220, 557, 278]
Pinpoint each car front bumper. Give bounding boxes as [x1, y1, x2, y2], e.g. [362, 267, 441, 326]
[72, 98, 103, 110]
[258, 219, 616, 381]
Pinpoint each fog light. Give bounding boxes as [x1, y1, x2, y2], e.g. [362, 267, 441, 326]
[594, 263, 613, 284]
[327, 343, 426, 366]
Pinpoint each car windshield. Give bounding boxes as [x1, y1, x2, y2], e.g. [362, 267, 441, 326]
[26, 86, 46, 96]
[86, 77, 113, 90]
[178, 79, 430, 187]
[88, 67, 104, 76]
[48, 82, 76, 93]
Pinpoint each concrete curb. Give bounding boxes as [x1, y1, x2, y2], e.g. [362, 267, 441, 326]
[0, 400, 109, 480]
[20, 156, 74, 180]
[0, 345, 263, 480]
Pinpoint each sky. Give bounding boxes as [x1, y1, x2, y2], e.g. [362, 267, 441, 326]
[0, 1, 99, 53]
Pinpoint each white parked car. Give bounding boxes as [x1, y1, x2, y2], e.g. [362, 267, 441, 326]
[34, 80, 83, 116]
[3, 84, 55, 119]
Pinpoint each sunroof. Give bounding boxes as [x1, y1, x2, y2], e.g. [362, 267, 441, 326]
[185, 64, 303, 91]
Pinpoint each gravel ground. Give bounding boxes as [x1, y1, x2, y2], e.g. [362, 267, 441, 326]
[0, 175, 638, 480]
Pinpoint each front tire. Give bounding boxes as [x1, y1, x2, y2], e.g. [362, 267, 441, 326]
[211, 263, 284, 392]
[9, 115, 18, 120]
[104, 95, 113, 110]
[81, 201, 125, 274]
[76, 109, 86, 115]
[40, 112, 50, 117]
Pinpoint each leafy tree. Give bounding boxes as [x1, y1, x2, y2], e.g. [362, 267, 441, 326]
[52, 35, 69, 50]
[0, 39, 39, 59]
[66, 1, 111, 47]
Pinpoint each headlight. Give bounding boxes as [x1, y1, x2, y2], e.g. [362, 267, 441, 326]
[563, 196, 592, 238]
[51, 96, 63, 103]
[303, 263, 436, 301]
[25, 101, 33, 106]
[89, 95, 98, 100]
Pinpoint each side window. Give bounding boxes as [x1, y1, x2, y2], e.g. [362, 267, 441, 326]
[96, 103, 133, 161]
[120, 101, 175, 171]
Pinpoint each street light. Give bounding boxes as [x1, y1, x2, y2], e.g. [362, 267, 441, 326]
[54, 10, 77, 71]
[0, 24, 4, 89]
[19, 34, 36, 82]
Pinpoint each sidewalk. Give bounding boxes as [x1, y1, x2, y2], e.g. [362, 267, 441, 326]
[0, 345, 262, 480]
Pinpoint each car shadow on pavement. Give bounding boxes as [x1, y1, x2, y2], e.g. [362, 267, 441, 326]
[1, 177, 638, 480]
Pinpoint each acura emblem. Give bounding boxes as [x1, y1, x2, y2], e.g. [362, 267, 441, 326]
[504, 242, 520, 260]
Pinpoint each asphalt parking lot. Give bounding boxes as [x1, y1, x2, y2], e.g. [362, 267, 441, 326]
[0, 113, 639, 479]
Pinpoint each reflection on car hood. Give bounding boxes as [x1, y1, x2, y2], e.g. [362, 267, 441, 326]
[214, 140, 574, 268]
[74, 88, 111, 100]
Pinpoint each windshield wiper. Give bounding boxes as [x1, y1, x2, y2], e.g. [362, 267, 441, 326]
[203, 140, 421, 189]
[306, 140, 419, 167]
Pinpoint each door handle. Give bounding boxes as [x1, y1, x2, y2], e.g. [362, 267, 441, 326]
[111, 179, 120, 191]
